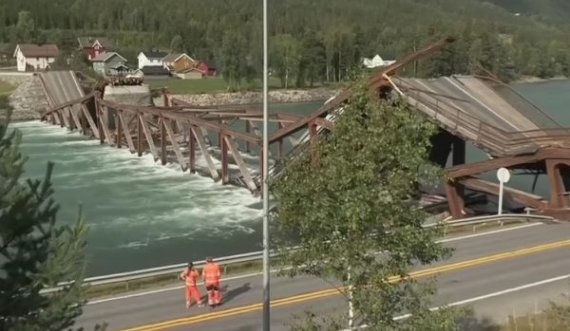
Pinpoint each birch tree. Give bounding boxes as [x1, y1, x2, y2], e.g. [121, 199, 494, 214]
[271, 82, 463, 330]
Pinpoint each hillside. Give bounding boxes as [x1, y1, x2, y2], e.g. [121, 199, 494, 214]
[0, 0, 568, 86]
[481, 0, 570, 22]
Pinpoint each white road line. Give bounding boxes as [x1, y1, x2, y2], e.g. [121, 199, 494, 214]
[343, 273, 570, 330]
[86, 223, 543, 305]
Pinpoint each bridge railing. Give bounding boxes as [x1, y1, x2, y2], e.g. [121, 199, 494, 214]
[42, 214, 553, 295]
[402, 85, 570, 157]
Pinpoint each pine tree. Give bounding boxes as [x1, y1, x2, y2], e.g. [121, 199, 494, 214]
[271, 81, 464, 330]
[0, 96, 100, 331]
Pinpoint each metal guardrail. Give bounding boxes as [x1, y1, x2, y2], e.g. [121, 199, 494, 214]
[45, 213, 554, 293]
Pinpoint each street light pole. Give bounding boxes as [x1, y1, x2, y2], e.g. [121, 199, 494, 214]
[262, 0, 271, 330]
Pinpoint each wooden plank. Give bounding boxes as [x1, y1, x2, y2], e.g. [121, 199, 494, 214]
[137, 114, 143, 157]
[82, 106, 100, 139]
[192, 126, 220, 181]
[140, 115, 158, 160]
[189, 126, 196, 173]
[61, 107, 71, 128]
[118, 110, 136, 153]
[116, 110, 122, 149]
[69, 106, 83, 133]
[460, 176, 546, 209]
[99, 106, 114, 145]
[225, 135, 257, 192]
[221, 134, 229, 184]
[163, 118, 187, 171]
[160, 118, 167, 165]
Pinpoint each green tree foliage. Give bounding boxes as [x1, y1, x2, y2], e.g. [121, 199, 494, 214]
[16, 11, 34, 43]
[169, 35, 184, 53]
[270, 82, 463, 330]
[220, 31, 248, 90]
[1, 0, 570, 84]
[270, 34, 301, 89]
[0, 96, 102, 331]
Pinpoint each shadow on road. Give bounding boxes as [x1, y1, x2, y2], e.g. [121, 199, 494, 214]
[222, 283, 252, 304]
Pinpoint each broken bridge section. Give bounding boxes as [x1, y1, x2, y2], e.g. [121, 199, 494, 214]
[39, 74, 307, 195]
[37, 39, 570, 220]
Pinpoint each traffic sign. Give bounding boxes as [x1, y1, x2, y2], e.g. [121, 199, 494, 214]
[497, 167, 510, 183]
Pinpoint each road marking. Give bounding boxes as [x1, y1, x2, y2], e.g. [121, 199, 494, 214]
[117, 239, 570, 331]
[87, 222, 543, 305]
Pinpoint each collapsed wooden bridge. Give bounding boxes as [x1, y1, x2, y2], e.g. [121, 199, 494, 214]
[39, 38, 570, 219]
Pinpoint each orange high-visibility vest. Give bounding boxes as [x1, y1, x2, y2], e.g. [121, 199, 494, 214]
[180, 268, 200, 287]
[203, 262, 221, 286]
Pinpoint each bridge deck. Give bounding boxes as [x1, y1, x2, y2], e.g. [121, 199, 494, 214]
[39, 71, 85, 107]
[393, 76, 570, 157]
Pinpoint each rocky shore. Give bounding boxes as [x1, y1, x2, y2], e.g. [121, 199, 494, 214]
[154, 87, 339, 106]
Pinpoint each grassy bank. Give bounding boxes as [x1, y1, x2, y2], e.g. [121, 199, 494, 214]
[0, 80, 15, 95]
[502, 304, 570, 331]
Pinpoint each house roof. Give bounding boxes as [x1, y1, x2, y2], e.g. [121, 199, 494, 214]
[91, 52, 127, 63]
[78, 37, 112, 48]
[141, 66, 171, 75]
[141, 49, 169, 60]
[14, 44, 60, 58]
[162, 53, 196, 63]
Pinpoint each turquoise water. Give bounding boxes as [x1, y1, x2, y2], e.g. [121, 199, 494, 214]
[13, 102, 322, 276]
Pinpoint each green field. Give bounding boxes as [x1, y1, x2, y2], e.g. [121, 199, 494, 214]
[147, 76, 299, 94]
[0, 80, 15, 95]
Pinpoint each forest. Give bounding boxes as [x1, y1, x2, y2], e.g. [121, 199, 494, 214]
[0, 0, 569, 87]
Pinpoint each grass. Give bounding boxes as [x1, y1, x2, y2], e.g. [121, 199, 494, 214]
[146, 76, 334, 94]
[502, 305, 570, 331]
[0, 80, 15, 96]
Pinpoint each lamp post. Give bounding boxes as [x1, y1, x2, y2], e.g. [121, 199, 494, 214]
[262, 0, 271, 330]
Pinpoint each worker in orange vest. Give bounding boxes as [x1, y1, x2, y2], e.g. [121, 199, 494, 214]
[202, 257, 223, 307]
[179, 262, 204, 309]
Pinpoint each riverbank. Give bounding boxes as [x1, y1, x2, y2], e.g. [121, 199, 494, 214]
[156, 88, 339, 107]
[514, 75, 569, 84]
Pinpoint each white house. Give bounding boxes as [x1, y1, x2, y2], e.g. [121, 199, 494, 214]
[362, 54, 396, 69]
[137, 49, 168, 69]
[13, 44, 60, 72]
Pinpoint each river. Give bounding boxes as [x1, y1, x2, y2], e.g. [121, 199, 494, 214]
[13, 102, 321, 276]
[12, 81, 570, 276]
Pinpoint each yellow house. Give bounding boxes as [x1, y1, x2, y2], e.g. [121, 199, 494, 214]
[162, 53, 197, 73]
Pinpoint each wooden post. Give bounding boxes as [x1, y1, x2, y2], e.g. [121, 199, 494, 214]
[137, 113, 143, 157]
[116, 110, 122, 149]
[160, 117, 167, 165]
[164, 119, 186, 171]
[97, 106, 104, 145]
[546, 159, 565, 209]
[218, 118, 223, 148]
[221, 133, 229, 184]
[225, 136, 257, 192]
[163, 89, 170, 107]
[445, 179, 464, 219]
[140, 115, 158, 160]
[189, 126, 196, 173]
[118, 111, 135, 153]
[245, 121, 251, 153]
[192, 127, 220, 181]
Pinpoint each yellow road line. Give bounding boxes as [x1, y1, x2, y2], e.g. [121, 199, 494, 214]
[120, 239, 570, 331]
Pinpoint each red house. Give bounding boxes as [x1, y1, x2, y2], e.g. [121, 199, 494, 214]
[196, 61, 217, 77]
[77, 37, 113, 60]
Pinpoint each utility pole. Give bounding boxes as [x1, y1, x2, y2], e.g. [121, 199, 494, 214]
[262, 0, 271, 329]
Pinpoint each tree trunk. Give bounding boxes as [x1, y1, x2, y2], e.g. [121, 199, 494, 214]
[285, 68, 289, 89]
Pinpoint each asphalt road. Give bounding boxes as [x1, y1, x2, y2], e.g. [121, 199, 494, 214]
[77, 222, 570, 331]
